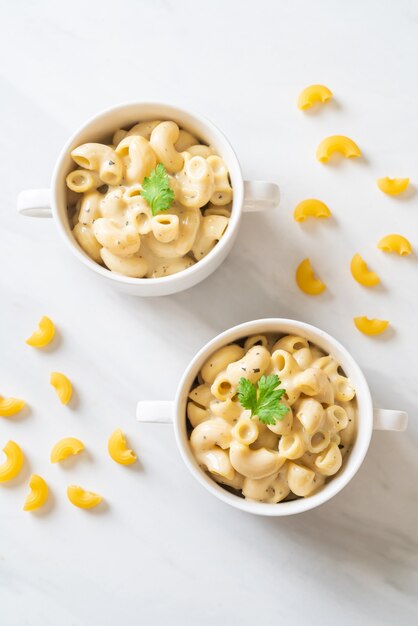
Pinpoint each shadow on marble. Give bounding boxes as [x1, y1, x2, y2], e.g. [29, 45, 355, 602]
[256, 430, 418, 592]
[85, 498, 110, 516]
[67, 383, 80, 411]
[126, 210, 316, 343]
[31, 487, 56, 517]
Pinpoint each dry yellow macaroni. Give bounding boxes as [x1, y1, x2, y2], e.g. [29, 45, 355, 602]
[26, 316, 55, 348]
[353, 317, 389, 336]
[187, 334, 357, 503]
[377, 177, 409, 195]
[377, 234, 412, 256]
[23, 474, 49, 511]
[67, 485, 103, 509]
[316, 136, 361, 163]
[0, 440, 24, 482]
[0, 395, 25, 417]
[50, 372, 73, 405]
[66, 120, 232, 278]
[108, 429, 137, 465]
[350, 253, 380, 287]
[294, 199, 331, 222]
[296, 259, 326, 295]
[297, 84, 333, 110]
[50, 437, 85, 463]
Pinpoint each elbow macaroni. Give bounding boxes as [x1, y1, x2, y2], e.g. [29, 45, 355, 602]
[0, 395, 26, 417]
[297, 84, 333, 110]
[377, 177, 409, 195]
[377, 234, 412, 256]
[50, 437, 85, 463]
[50, 372, 73, 405]
[296, 258, 326, 295]
[26, 315, 55, 348]
[71, 143, 123, 186]
[67, 485, 103, 509]
[353, 316, 389, 336]
[316, 136, 361, 163]
[187, 334, 357, 503]
[0, 440, 24, 482]
[108, 429, 137, 465]
[24, 474, 49, 511]
[293, 199, 331, 222]
[67, 120, 232, 278]
[350, 254, 380, 287]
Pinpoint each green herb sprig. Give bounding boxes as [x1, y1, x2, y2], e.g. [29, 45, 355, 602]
[140, 163, 174, 216]
[237, 374, 289, 425]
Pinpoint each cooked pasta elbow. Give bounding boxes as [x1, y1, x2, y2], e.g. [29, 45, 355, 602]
[73, 223, 103, 263]
[115, 135, 157, 183]
[100, 248, 148, 278]
[192, 215, 229, 260]
[287, 462, 317, 496]
[278, 432, 306, 460]
[207, 155, 233, 205]
[175, 155, 214, 209]
[151, 214, 179, 243]
[190, 418, 232, 451]
[93, 218, 141, 257]
[150, 121, 184, 173]
[315, 443, 342, 476]
[66, 169, 102, 193]
[296, 398, 325, 434]
[232, 417, 259, 445]
[187, 401, 210, 427]
[242, 465, 290, 503]
[196, 448, 235, 480]
[229, 442, 284, 479]
[71, 143, 122, 185]
[201, 344, 245, 384]
[294, 368, 334, 404]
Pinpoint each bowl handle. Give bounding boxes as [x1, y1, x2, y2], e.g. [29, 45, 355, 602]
[243, 181, 280, 212]
[136, 401, 173, 423]
[17, 189, 52, 217]
[373, 408, 408, 431]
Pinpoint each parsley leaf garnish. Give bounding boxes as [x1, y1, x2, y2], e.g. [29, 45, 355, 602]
[140, 163, 174, 216]
[237, 374, 289, 425]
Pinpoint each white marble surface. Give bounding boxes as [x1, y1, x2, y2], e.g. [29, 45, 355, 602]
[1, 1, 418, 624]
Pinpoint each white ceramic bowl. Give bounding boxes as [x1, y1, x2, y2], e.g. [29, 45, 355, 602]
[137, 318, 407, 516]
[17, 102, 279, 296]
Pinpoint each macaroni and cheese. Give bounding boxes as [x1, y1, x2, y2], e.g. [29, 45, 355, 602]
[66, 120, 233, 278]
[187, 334, 357, 503]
